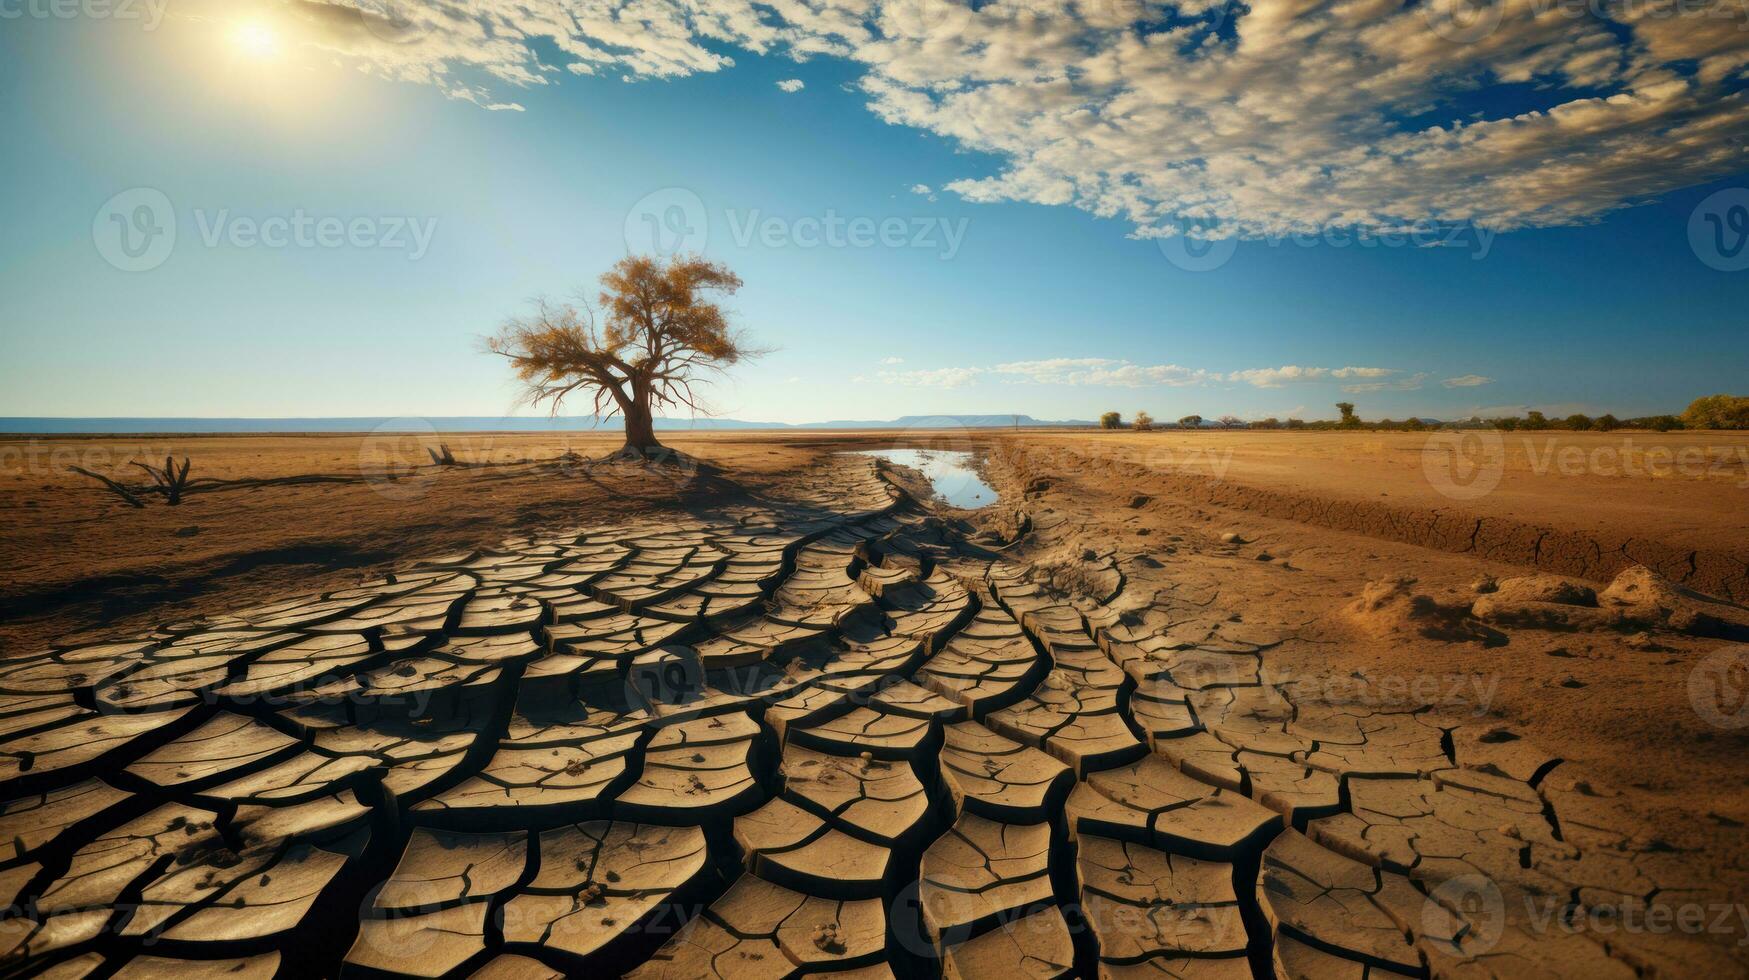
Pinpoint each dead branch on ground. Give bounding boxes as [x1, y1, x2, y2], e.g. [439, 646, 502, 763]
[68, 466, 146, 508]
[130, 456, 193, 505]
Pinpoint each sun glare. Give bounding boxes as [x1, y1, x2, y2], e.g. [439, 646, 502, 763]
[232, 22, 280, 59]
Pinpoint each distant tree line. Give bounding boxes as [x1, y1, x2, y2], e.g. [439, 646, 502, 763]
[1092, 395, 1749, 432]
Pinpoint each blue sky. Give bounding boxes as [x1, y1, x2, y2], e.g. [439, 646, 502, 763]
[1, 1, 1746, 424]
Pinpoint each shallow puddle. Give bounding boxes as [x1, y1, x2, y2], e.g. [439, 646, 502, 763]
[850, 449, 996, 509]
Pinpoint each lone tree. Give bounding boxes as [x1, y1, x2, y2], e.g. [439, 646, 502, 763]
[1336, 402, 1360, 428]
[488, 254, 758, 457]
[1134, 411, 1155, 432]
[1100, 411, 1124, 430]
[1178, 414, 1203, 429]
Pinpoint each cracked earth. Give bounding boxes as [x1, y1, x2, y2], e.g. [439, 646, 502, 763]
[2, 447, 1746, 979]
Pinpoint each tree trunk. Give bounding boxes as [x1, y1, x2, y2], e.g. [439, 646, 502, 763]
[621, 387, 662, 456]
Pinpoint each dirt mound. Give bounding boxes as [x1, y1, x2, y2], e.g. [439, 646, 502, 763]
[1346, 576, 1507, 646]
[1471, 565, 1749, 638]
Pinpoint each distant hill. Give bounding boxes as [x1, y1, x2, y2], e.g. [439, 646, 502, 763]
[0, 415, 1094, 434]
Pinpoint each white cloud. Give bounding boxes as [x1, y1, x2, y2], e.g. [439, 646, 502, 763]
[248, 0, 1749, 238]
[867, 359, 1473, 394]
[776, 78, 804, 92]
[995, 358, 1214, 387]
[1442, 374, 1494, 388]
[1229, 366, 1396, 388]
[876, 367, 984, 389]
[1343, 372, 1427, 392]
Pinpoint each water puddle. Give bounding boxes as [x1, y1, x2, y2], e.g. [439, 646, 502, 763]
[851, 449, 996, 509]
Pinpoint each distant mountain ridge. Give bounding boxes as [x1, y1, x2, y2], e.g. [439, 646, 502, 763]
[0, 415, 1094, 434]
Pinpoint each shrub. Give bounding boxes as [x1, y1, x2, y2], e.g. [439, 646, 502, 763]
[1563, 413, 1593, 431]
[1682, 394, 1749, 430]
[1591, 414, 1620, 432]
[1134, 411, 1155, 432]
[1492, 417, 1520, 431]
[1254, 417, 1281, 429]
[1099, 411, 1123, 430]
[1285, 418, 1306, 430]
[1630, 415, 1683, 432]
[1218, 415, 1245, 428]
[1524, 410, 1548, 429]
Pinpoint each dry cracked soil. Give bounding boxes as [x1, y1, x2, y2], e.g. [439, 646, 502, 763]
[1, 433, 1746, 979]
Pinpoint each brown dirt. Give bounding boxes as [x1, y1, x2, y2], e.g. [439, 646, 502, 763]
[983, 429, 1749, 602]
[0, 432, 825, 654]
[3, 428, 1747, 976]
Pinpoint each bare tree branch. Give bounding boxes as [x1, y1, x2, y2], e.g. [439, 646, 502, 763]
[486, 254, 763, 455]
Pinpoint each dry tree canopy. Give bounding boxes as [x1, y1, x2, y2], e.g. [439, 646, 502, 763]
[487, 254, 762, 453]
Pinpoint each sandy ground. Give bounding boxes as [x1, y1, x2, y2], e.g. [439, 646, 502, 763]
[981, 429, 1749, 602]
[0, 432, 830, 653]
[2, 428, 1746, 976]
[977, 435, 1749, 856]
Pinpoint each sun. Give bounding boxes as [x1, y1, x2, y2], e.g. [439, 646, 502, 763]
[232, 22, 280, 59]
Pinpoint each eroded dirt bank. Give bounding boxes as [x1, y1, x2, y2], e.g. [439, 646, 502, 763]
[982, 430, 1749, 604]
